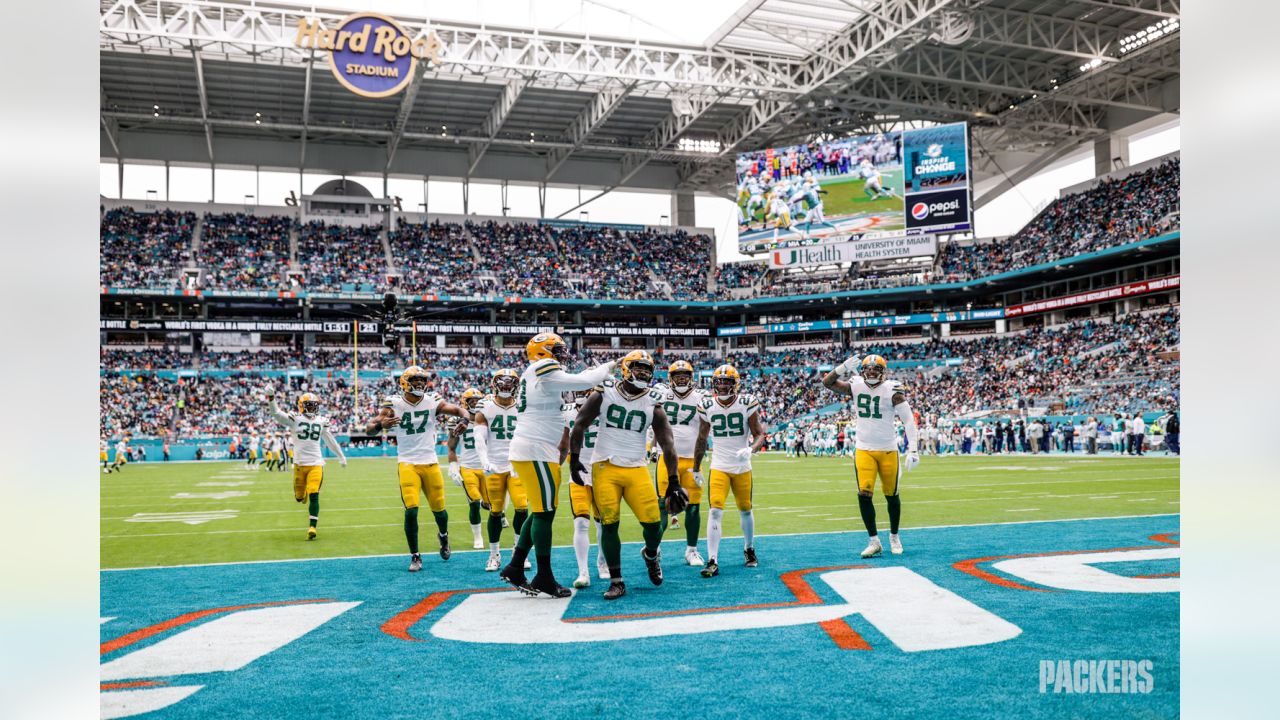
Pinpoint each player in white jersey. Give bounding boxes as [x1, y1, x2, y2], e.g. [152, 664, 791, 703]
[655, 360, 708, 566]
[247, 432, 260, 468]
[822, 354, 920, 558]
[569, 351, 685, 600]
[100, 438, 109, 471]
[470, 370, 528, 571]
[268, 391, 347, 540]
[561, 389, 610, 587]
[861, 160, 898, 200]
[499, 332, 616, 598]
[105, 437, 129, 473]
[745, 177, 766, 224]
[446, 387, 491, 550]
[365, 365, 473, 573]
[692, 364, 767, 578]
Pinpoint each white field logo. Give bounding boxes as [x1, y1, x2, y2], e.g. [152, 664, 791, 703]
[101, 601, 359, 718]
[1039, 659, 1154, 694]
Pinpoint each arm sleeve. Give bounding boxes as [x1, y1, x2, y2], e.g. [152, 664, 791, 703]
[895, 399, 919, 452]
[539, 362, 615, 392]
[321, 427, 346, 463]
[269, 401, 296, 429]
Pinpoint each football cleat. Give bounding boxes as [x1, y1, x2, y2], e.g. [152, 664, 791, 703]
[642, 546, 664, 586]
[528, 575, 572, 599]
[573, 573, 591, 589]
[499, 564, 530, 593]
[700, 559, 720, 578]
[860, 537, 883, 558]
[685, 547, 705, 567]
[307, 527, 317, 541]
[408, 553, 422, 573]
[744, 547, 758, 568]
[597, 556, 611, 579]
[890, 534, 903, 555]
[485, 552, 501, 572]
[524, 557, 532, 570]
[603, 580, 627, 600]
[438, 533, 451, 561]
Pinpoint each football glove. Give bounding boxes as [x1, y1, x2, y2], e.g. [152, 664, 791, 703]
[448, 461, 464, 487]
[664, 482, 689, 515]
[834, 355, 861, 378]
[569, 455, 589, 486]
[692, 470, 705, 488]
[903, 452, 920, 472]
[647, 448, 661, 464]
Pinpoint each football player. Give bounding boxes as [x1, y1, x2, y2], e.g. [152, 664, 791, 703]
[692, 365, 766, 578]
[561, 389, 609, 588]
[268, 390, 347, 540]
[860, 160, 898, 200]
[100, 438, 109, 471]
[821, 354, 920, 558]
[473, 370, 529, 572]
[570, 350, 686, 600]
[656, 360, 708, 566]
[365, 365, 474, 573]
[446, 387, 491, 550]
[105, 437, 129, 473]
[500, 333, 616, 598]
[246, 432, 260, 467]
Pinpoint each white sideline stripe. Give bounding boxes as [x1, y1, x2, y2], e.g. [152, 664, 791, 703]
[1005, 508, 1040, 512]
[99, 602, 360, 681]
[101, 513, 1178, 572]
[103, 488, 1179, 534]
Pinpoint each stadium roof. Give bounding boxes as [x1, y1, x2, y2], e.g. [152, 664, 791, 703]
[100, 0, 1179, 203]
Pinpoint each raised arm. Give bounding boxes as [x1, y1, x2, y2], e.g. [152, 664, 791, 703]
[540, 361, 617, 393]
[821, 354, 862, 397]
[268, 398, 296, 428]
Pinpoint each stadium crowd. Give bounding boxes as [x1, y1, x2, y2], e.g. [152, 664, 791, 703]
[297, 221, 387, 291]
[390, 220, 485, 295]
[102, 306, 1178, 441]
[199, 213, 294, 291]
[938, 159, 1180, 281]
[100, 207, 196, 288]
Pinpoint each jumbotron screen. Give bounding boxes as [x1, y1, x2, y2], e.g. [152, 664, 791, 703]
[735, 122, 973, 253]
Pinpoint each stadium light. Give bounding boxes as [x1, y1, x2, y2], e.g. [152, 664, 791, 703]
[1078, 57, 1104, 73]
[1118, 18, 1179, 55]
[676, 137, 722, 154]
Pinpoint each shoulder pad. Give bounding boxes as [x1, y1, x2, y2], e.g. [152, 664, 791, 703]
[427, 391, 444, 402]
[891, 381, 909, 395]
[560, 402, 576, 413]
[699, 396, 713, 409]
[379, 396, 396, 407]
[533, 359, 562, 376]
[600, 378, 616, 389]
[648, 389, 664, 401]
[741, 393, 759, 406]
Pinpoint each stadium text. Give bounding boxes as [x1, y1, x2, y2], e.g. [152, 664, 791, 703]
[294, 18, 443, 64]
[1038, 659, 1154, 694]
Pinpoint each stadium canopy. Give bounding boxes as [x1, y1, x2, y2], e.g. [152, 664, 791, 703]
[100, 0, 1179, 202]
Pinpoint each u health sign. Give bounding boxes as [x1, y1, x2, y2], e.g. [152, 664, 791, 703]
[295, 13, 444, 98]
[768, 235, 937, 269]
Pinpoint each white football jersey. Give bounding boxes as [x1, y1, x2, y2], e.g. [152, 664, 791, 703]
[279, 413, 334, 466]
[847, 378, 903, 452]
[562, 401, 599, 482]
[592, 380, 662, 468]
[560, 397, 599, 466]
[697, 393, 760, 473]
[477, 395, 518, 472]
[248, 436, 260, 451]
[509, 358, 613, 463]
[449, 416, 483, 469]
[656, 384, 704, 459]
[382, 392, 445, 464]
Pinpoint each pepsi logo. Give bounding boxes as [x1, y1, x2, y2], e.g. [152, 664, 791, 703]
[911, 203, 930, 220]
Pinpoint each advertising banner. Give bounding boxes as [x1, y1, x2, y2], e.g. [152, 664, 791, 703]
[1005, 276, 1180, 317]
[767, 235, 937, 269]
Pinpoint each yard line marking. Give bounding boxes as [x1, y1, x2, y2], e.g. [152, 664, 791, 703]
[1127, 498, 1157, 502]
[1005, 508, 1040, 513]
[101, 513, 1179, 571]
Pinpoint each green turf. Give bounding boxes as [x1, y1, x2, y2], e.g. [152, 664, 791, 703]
[737, 170, 905, 224]
[100, 453, 1179, 569]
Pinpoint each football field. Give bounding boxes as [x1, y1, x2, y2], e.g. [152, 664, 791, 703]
[101, 454, 1179, 719]
[101, 453, 1178, 569]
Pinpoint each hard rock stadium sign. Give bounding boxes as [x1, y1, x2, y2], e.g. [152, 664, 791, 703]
[294, 13, 444, 98]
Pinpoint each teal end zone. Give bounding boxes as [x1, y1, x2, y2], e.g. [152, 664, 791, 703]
[101, 515, 1178, 719]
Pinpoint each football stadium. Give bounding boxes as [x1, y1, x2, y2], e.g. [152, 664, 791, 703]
[97, 1, 1181, 717]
